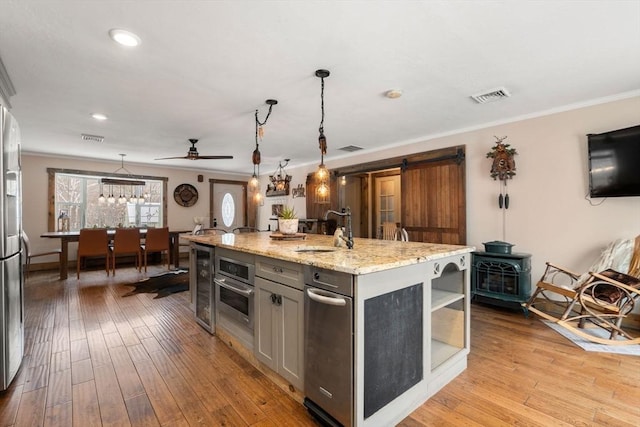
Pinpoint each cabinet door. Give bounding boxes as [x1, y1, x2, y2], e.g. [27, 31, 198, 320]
[255, 277, 278, 370]
[253, 276, 304, 391]
[278, 282, 304, 390]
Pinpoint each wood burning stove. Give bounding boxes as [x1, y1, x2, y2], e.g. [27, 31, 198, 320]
[471, 251, 531, 313]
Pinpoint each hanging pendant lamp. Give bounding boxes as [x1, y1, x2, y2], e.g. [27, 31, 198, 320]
[315, 69, 331, 204]
[249, 99, 277, 199]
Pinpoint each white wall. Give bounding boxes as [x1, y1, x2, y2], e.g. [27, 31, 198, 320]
[257, 96, 640, 282]
[22, 154, 246, 260]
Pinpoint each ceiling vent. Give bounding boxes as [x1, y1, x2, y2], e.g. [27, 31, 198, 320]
[470, 87, 511, 104]
[81, 133, 105, 143]
[338, 145, 363, 152]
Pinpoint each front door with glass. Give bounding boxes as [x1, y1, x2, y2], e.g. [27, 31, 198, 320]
[212, 182, 245, 231]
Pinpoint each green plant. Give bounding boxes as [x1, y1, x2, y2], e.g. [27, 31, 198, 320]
[277, 205, 297, 219]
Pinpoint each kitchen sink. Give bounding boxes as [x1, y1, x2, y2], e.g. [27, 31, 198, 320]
[294, 246, 337, 253]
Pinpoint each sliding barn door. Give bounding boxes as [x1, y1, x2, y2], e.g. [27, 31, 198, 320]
[401, 153, 466, 244]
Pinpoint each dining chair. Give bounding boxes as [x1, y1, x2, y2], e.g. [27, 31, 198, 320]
[23, 231, 62, 278]
[110, 228, 142, 275]
[394, 227, 409, 242]
[232, 226, 259, 234]
[203, 228, 227, 235]
[381, 222, 397, 240]
[76, 228, 110, 279]
[141, 227, 170, 272]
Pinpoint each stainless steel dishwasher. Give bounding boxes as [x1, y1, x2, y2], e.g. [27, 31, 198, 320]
[303, 266, 353, 427]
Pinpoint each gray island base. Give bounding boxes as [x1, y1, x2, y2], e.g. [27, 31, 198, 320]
[182, 232, 473, 427]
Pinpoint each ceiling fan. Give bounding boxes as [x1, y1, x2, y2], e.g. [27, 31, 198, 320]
[155, 139, 233, 160]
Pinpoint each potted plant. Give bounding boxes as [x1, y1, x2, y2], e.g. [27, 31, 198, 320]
[277, 205, 299, 235]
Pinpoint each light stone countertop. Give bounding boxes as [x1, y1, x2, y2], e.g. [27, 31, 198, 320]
[181, 232, 474, 275]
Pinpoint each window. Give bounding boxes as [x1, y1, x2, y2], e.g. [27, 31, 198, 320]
[379, 179, 396, 223]
[48, 168, 168, 231]
[221, 192, 235, 227]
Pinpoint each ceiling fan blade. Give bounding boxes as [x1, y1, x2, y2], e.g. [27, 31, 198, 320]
[154, 156, 188, 160]
[155, 139, 233, 160]
[195, 155, 234, 160]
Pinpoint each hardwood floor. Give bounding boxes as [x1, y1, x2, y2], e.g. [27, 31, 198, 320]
[2, 267, 639, 426]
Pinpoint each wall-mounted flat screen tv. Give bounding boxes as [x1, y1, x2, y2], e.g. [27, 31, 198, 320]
[588, 124, 640, 198]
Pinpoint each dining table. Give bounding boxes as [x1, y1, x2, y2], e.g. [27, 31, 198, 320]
[40, 229, 191, 280]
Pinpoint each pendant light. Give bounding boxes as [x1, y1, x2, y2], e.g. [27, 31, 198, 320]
[269, 159, 292, 193]
[315, 69, 331, 204]
[249, 99, 277, 200]
[98, 154, 146, 204]
[98, 182, 106, 203]
[107, 185, 115, 204]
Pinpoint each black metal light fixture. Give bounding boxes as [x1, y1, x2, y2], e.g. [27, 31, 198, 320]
[98, 154, 147, 204]
[268, 159, 292, 196]
[315, 69, 330, 204]
[249, 99, 277, 200]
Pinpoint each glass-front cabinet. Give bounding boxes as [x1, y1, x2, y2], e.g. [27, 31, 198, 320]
[190, 243, 215, 333]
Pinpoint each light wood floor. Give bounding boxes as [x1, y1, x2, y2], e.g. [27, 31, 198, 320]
[2, 267, 639, 426]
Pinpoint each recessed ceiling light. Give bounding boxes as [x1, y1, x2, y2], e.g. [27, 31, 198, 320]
[384, 89, 403, 99]
[108, 29, 141, 47]
[91, 113, 108, 121]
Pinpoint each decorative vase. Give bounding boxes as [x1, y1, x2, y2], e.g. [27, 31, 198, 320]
[278, 218, 299, 235]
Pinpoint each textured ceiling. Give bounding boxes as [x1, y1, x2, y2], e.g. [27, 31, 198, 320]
[1, 0, 639, 175]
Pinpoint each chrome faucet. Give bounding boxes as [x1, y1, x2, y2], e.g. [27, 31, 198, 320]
[324, 207, 354, 249]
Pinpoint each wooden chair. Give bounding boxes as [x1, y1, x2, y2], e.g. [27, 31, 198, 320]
[524, 235, 640, 345]
[110, 228, 142, 275]
[141, 227, 170, 272]
[23, 231, 62, 278]
[381, 222, 397, 240]
[381, 222, 408, 241]
[76, 228, 110, 279]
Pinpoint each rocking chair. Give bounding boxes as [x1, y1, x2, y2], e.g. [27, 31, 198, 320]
[524, 235, 640, 346]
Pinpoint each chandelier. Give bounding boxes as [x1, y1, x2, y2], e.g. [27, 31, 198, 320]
[249, 99, 277, 204]
[98, 154, 147, 205]
[267, 159, 292, 196]
[315, 69, 331, 204]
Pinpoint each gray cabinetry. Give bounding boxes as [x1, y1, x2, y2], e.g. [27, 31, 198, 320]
[355, 254, 470, 426]
[254, 256, 304, 390]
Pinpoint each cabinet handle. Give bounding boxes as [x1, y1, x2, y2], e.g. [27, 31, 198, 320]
[270, 294, 282, 306]
[273, 266, 283, 273]
[307, 288, 346, 306]
[214, 278, 254, 296]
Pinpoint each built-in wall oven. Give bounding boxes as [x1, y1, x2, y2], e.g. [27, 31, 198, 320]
[214, 248, 255, 348]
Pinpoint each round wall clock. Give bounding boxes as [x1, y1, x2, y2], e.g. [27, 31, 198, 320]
[174, 183, 198, 207]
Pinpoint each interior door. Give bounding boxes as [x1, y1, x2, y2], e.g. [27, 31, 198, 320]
[211, 181, 246, 232]
[374, 174, 401, 239]
[401, 156, 466, 244]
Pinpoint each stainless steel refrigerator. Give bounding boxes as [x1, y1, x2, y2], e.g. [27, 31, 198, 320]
[0, 104, 23, 391]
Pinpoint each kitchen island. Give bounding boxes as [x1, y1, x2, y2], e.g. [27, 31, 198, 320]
[182, 232, 474, 427]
